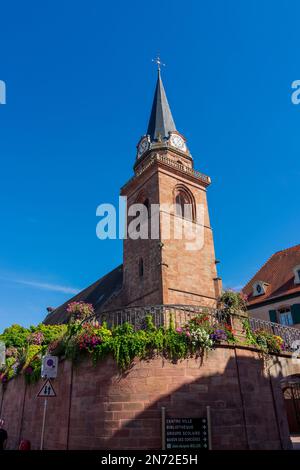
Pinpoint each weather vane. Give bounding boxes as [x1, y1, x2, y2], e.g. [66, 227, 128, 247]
[152, 55, 165, 71]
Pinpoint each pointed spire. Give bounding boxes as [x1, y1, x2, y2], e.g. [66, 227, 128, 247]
[146, 69, 176, 141]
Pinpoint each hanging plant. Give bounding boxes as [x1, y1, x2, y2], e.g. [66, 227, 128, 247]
[66, 302, 95, 323]
[219, 290, 248, 314]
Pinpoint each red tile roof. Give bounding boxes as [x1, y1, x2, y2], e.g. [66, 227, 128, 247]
[243, 244, 300, 306]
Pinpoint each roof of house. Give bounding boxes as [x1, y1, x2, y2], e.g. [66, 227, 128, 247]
[43, 265, 123, 325]
[242, 244, 300, 306]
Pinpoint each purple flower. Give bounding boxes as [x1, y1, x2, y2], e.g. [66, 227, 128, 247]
[211, 329, 227, 342]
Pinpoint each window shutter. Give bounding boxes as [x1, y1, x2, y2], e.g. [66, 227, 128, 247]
[291, 304, 300, 325]
[269, 310, 277, 323]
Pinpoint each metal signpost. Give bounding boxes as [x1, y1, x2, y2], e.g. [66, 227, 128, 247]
[37, 356, 58, 450]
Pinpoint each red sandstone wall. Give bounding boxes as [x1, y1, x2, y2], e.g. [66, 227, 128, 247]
[158, 167, 219, 306]
[0, 346, 297, 450]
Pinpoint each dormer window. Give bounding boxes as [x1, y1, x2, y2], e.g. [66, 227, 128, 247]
[253, 281, 268, 297]
[293, 265, 300, 284]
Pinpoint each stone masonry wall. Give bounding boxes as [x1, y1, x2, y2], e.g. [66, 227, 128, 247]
[0, 345, 299, 450]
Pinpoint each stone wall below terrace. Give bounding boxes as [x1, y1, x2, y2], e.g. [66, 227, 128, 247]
[0, 345, 299, 450]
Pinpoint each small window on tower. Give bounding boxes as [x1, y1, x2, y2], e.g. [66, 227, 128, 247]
[139, 258, 144, 277]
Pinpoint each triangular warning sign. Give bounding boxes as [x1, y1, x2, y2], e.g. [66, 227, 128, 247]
[37, 379, 56, 398]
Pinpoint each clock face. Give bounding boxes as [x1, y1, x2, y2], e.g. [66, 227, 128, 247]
[170, 134, 186, 152]
[137, 138, 149, 158]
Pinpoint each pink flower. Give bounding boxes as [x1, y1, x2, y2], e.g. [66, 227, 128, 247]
[27, 332, 44, 345]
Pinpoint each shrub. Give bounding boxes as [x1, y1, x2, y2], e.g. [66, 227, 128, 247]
[0, 324, 31, 349]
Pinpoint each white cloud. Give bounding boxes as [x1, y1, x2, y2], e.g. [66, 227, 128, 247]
[0, 276, 79, 295]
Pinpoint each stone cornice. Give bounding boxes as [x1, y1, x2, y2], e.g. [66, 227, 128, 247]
[121, 153, 211, 194]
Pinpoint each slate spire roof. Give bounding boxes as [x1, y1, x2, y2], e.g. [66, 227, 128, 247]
[146, 69, 176, 141]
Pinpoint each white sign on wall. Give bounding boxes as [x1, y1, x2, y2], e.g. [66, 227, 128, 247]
[0, 341, 6, 366]
[41, 355, 58, 379]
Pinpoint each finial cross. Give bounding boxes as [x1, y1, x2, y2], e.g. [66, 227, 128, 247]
[152, 55, 165, 71]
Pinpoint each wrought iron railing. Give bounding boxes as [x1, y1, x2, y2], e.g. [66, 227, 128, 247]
[249, 317, 300, 351]
[87, 303, 300, 352]
[89, 304, 228, 330]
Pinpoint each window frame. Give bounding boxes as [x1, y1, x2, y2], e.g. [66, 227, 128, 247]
[174, 185, 195, 222]
[278, 306, 293, 326]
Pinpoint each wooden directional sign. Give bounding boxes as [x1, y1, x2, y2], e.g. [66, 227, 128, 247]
[165, 417, 210, 450]
[37, 379, 56, 398]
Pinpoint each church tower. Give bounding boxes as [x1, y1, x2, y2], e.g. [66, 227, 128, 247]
[121, 61, 222, 308]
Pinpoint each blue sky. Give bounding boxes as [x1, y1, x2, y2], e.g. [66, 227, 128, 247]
[0, 1, 300, 331]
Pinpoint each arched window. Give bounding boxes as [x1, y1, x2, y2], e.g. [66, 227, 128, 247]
[175, 189, 194, 221]
[139, 258, 144, 277]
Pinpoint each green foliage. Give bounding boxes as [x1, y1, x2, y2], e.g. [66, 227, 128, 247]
[242, 319, 285, 354]
[24, 358, 42, 385]
[31, 324, 67, 344]
[109, 323, 148, 369]
[242, 319, 257, 346]
[0, 301, 286, 385]
[0, 324, 31, 348]
[0, 323, 65, 385]
[220, 290, 247, 314]
[163, 328, 189, 360]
